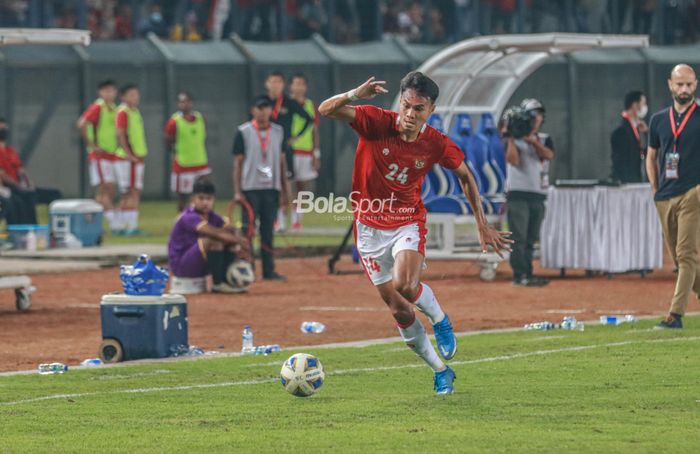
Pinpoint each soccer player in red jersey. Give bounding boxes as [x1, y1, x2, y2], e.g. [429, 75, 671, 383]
[319, 72, 512, 394]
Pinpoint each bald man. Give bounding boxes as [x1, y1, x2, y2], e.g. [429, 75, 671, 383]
[646, 64, 700, 328]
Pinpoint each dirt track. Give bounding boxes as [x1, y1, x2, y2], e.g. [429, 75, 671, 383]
[0, 256, 685, 372]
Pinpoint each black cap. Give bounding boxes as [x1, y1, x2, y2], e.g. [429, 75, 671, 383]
[252, 95, 273, 108]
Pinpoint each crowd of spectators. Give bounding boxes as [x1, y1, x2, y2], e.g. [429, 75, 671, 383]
[0, 0, 699, 45]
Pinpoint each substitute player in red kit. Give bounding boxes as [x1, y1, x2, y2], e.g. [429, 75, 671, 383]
[319, 72, 512, 395]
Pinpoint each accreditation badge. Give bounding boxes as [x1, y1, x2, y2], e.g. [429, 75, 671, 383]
[540, 169, 550, 189]
[256, 164, 273, 184]
[665, 152, 679, 180]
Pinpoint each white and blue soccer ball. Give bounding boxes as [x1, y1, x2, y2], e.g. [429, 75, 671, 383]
[280, 353, 325, 397]
[226, 260, 255, 288]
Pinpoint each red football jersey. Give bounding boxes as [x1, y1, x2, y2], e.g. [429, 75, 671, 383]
[350, 105, 464, 229]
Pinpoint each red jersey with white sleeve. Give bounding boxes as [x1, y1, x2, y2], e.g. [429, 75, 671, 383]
[349, 105, 464, 230]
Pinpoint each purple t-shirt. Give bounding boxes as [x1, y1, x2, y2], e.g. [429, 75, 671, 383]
[168, 206, 225, 268]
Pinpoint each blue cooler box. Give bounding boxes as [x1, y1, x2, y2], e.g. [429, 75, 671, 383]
[49, 199, 103, 247]
[99, 294, 188, 362]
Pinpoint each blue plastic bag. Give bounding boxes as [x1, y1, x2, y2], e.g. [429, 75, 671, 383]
[120, 254, 169, 296]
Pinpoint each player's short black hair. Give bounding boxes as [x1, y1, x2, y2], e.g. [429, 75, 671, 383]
[290, 73, 307, 84]
[399, 71, 439, 104]
[624, 90, 645, 109]
[193, 178, 215, 195]
[266, 70, 285, 81]
[120, 83, 138, 96]
[98, 79, 116, 90]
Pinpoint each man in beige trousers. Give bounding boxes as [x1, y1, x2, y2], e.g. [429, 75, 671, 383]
[646, 64, 700, 328]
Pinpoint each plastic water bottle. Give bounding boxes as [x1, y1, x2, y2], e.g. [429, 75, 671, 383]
[26, 230, 37, 251]
[80, 358, 103, 367]
[523, 321, 555, 331]
[38, 363, 68, 375]
[301, 321, 326, 333]
[600, 315, 637, 325]
[254, 344, 281, 355]
[241, 325, 254, 354]
[560, 316, 585, 331]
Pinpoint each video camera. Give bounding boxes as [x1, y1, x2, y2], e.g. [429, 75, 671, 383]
[502, 106, 534, 139]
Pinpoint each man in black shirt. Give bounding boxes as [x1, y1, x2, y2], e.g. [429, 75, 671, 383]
[646, 64, 700, 329]
[611, 90, 648, 183]
[264, 70, 313, 230]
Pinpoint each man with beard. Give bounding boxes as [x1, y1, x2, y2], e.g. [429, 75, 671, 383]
[646, 64, 700, 329]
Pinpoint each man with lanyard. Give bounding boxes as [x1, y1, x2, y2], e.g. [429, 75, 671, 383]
[646, 64, 700, 329]
[115, 84, 148, 236]
[264, 70, 314, 230]
[505, 98, 555, 287]
[289, 73, 321, 229]
[232, 95, 290, 281]
[77, 80, 122, 232]
[611, 90, 648, 183]
[165, 91, 211, 212]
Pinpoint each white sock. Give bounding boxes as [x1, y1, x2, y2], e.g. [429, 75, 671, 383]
[277, 208, 286, 229]
[292, 209, 301, 225]
[412, 283, 445, 325]
[398, 316, 446, 372]
[123, 210, 138, 231]
[105, 210, 115, 230]
[112, 209, 124, 230]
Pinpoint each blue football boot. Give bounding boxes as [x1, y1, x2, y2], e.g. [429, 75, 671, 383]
[434, 366, 456, 395]
[433, 314, 457, 360]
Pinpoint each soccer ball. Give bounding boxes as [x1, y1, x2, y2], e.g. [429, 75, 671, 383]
[280, 353, 325, 397]
[226, 260, 255, 288]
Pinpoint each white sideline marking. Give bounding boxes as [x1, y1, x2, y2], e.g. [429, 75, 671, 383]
[3, 336, 699, 406]
[5, 312, 699, 378]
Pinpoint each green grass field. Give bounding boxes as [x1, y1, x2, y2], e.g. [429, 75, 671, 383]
[36, 201, 347, 248]
[2, 317, 699, 453]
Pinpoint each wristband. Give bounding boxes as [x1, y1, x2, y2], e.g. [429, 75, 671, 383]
[313, 148, 321, 159]
[346, 89, 359, 102]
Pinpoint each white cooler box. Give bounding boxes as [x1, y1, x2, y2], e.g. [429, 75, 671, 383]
[50, 199, 103, 247]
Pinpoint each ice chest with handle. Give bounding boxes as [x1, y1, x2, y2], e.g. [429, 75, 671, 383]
[99, 293, 188, 363]
[49, 199, 103, 247]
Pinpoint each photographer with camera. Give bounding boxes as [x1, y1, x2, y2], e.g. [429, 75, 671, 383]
[503, 98, 555, 287]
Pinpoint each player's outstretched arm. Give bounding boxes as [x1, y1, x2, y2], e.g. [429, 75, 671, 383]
[452, 162, 513, 257]
[318, 76, 388, 122]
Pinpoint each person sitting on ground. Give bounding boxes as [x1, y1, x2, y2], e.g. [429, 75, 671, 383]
[167, 178, 252, 294]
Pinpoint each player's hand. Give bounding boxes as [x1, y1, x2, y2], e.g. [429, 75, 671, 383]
[233, 192, 246, 205]
[478, 224, 513, 259]
[126, 154, 140, 163]
[523, 134, 537, 145]
[312, 156, 321, 171]
[280, 191, 289, 208]
[354, 77, 388, 100]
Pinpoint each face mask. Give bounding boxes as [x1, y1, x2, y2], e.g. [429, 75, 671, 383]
[0, 129, 8, 141]
[638, 104, 648, 118]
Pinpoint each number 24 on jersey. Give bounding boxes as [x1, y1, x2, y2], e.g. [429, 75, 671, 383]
[385, 163, 409, 184]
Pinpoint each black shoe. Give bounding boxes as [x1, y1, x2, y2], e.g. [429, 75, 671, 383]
[655, 314, 683, 329]
[528, 276, 550, 286]
[513, 277, 548, 287]
[263, 272, 287, 282]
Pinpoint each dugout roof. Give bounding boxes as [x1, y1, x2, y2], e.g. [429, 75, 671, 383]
[393, 33, 649, 128]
